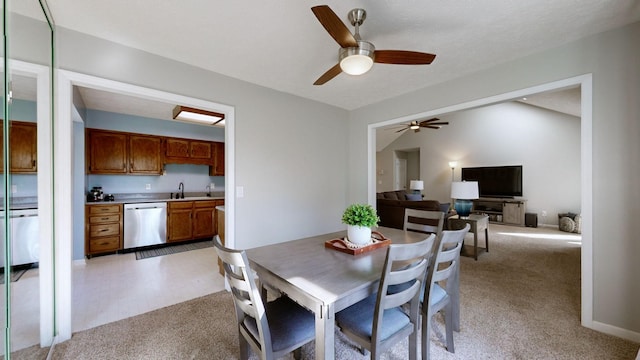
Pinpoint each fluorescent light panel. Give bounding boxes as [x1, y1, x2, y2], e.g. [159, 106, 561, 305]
[173, 106, 225, 126]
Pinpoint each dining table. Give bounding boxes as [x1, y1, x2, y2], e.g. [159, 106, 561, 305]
[245, 226, 428, 360]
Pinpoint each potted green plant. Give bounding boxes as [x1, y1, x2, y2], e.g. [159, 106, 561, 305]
[342, 203, 380, 245]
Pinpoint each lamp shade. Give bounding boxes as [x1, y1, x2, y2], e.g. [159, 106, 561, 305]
[450, 181, 479, 200]
[409, 180, 424, 191]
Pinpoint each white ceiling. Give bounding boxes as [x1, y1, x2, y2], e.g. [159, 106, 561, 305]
[11, 1, 640, 112]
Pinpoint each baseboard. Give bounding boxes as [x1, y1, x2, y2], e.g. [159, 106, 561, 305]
[589, 320, 640, 343]
[72, 258, 87, 267]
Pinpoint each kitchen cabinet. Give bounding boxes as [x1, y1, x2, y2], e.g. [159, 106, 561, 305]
[209, 141, 224, 176]
[167, 202, 194, 242]
[87, 129, 163, 175]
[85, 204, 123, 256]
[129, 134, 163, 174]
[164, 137, 214, 165]
[167, 199, 223, 243]
[193, 200, 217, 238]
[216, 203, 225, 276]
[0, 120, 38, 173]
[87, 129, 128, 174]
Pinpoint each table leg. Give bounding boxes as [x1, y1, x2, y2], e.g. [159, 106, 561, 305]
[473, 229, 478, 261]
[485, 228, 489, 252]
[315, 303, 335, 360]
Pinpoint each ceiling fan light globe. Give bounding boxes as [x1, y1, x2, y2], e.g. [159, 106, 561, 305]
[339, 41, 375, 76]
[340, 55, 373, 75]
[410, 124, 420, 130]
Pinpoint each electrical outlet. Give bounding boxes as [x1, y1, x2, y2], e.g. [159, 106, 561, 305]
[145, 184, 151, 190]
[541, 210, 547, 217]
[11, 185, 17, 194]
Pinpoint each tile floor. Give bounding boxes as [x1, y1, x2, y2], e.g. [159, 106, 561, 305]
[8, 245, 226, 352]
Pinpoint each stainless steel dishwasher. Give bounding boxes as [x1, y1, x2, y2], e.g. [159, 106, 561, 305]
[0, 208, 39, 267]
[124, 202, 167, 249]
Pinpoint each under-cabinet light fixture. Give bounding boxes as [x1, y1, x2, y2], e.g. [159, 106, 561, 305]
[173, 106, 225, 126]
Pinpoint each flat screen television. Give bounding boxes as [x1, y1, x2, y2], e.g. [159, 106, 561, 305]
[461, 165, 523, 198]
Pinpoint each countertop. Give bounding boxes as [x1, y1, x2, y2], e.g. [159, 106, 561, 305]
[85, 192, 224, 205]
[2, 196, 38, 210]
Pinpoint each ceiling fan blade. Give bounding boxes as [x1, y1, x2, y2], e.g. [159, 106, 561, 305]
[422, 122, 449, 126]
[311, 5, 358, 48]
[423, 125, 443, 129]
[395, 128, 408, 133]
[313, 63, 342, 85]
[374, 50, 436, 65]
[419, 117, 440, 123]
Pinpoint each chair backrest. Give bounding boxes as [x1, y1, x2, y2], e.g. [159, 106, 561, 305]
[404, 209, 444, 238]
[425, 224, 470, 301]
[213, 235, 274, 356]
[372, 234, 436, 344]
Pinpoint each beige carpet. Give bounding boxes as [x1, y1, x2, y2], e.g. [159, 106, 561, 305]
[12, 225, 640, 359]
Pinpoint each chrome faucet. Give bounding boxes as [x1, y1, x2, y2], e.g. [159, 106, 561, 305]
[205, 185, 211, 197]
[178, 182, 184, 199]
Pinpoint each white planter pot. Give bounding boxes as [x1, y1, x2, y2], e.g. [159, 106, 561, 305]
[347, 225, 372, 245]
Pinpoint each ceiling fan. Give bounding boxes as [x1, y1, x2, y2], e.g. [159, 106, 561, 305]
[311, 5, 436, 85]
[389, 118, 449, 133]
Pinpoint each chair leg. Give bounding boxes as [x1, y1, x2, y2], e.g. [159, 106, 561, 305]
[444, 304, 455, 353]
[409, 328, 418, 360]
[452, 270, 461, 332]
[421, 310, 432, 360]
[239, 334, 250, 360]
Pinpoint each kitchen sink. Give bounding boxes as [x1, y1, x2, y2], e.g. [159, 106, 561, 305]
[170, 196, 215, 201]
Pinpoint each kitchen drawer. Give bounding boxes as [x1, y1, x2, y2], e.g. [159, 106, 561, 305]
[89, 214, 121, 224]
[88, 204, 121, 215]
[89, 223, 120, 237]
[193, 200, 216, 208]
[89, 236, 120, 252]
[168, 201, 194, 210]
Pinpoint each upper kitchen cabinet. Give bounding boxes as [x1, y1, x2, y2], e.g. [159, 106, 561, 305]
[0, 121, 38, 173]
[129, 135, 163, 174]
[209, 142, 224, 176]
[86, 128, 163, 175]
[164, 137, 214, 166]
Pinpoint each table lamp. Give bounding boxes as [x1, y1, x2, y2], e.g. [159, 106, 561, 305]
[451, 181, 479, 218]
[409, 180, 424, 195]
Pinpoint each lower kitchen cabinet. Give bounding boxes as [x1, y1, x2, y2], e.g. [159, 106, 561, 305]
[85, 204, 123, 257]
[167, 202, 194, 242]
[168, 200, 224, 243]
[193, 200, 217, 238]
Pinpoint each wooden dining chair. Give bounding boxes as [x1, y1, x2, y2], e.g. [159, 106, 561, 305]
[404, 208, 444, 239]
[422, 224, 470, 360]
[213, 236, 315, 360]
[335, 234, 436, 360]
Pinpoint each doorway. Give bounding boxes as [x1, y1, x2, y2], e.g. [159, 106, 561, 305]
[54, 71, 236, 342]
[368, 74, 593, 327]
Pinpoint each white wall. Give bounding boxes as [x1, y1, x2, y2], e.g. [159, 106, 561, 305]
[350, 22, 640, 338]
[377, 102, 581, 226]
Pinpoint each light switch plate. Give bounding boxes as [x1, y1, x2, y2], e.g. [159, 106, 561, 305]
[236, 186, 244, 198]
[145, 184, 151, 190]
[11, 185, 17, 194]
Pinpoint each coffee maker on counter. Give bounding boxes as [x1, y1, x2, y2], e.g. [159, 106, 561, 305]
[87, 187, 103, 202]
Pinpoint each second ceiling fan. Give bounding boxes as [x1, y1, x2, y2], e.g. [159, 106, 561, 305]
[311, 5, 437, 85]
[390, 118, 449, 133]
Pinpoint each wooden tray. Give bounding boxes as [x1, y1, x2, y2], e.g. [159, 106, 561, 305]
[324, 231, 391, 255]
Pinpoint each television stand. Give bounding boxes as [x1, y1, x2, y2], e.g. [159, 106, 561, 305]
[471, 197, 527, 226]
